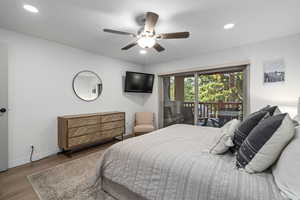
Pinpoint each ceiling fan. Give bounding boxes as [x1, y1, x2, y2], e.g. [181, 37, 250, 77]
[103, 12, 190, 52]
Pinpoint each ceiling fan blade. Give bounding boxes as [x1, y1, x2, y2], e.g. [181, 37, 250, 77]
[103, 29, 136, 37]
[153, 43, 165, 52]
[158, 32, 190, 39]
[121, 42, 138, 50]
[144, 12, 159, 33]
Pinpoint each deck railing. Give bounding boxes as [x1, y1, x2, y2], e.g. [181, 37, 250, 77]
[183, 102, 243, 119]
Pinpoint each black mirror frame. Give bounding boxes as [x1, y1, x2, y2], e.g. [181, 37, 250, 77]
[72, 70, 103, 102]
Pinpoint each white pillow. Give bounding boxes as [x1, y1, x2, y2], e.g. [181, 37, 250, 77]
[209, 119, 241, 155]
[272, 126, 300, 200]
[293, 115, 300, 126]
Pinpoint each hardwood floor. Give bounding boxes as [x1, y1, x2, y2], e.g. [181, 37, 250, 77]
[0, 141, 116, 200]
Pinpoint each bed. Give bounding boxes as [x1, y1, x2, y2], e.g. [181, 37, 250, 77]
[96, 124, 285, 200]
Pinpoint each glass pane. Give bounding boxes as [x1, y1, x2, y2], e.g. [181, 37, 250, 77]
[184, 77, 195, 102]
[163, 75, 195, 127]
[197, 71, 244, 127]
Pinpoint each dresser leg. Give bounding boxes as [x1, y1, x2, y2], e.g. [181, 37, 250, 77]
[65, 150, 73, 158]
[58, 149, 73, 157]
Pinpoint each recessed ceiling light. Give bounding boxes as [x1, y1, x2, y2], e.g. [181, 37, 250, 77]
[23, 4, 39, 13]
[224, 23, 235, 30]
[139, 49, 147, 55]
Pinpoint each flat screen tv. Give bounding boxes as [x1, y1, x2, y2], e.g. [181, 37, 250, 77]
[124, 71, 155, 93]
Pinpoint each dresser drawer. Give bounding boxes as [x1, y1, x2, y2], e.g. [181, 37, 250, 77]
[68, 129, 121, 148]
[68, 125, 100, 138]
[68, 132, 102, 148]
[67, 116, 98, 128]
[102, 127, 124, 138]
[100, 113, 124, 123]
[68, 134, 93, 148]
[101, 120, 125, 130]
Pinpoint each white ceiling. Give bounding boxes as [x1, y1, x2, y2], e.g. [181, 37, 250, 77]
[0, 0, 300, 65]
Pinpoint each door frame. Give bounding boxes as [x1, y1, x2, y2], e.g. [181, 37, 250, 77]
[0, 43, 8, 172]
[158, 76, 164, 129]
[158, 62, 250, 128]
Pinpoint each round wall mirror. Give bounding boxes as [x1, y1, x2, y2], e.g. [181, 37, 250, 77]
[72, 70, 103, 102]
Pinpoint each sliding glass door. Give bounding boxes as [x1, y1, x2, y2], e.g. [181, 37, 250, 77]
[160, 66, 247, 128]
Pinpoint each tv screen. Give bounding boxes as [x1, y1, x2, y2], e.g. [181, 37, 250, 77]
[125, 71, 154, 93]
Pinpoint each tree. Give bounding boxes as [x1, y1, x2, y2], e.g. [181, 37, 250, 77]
[184, 72, 243, 102]
[184, 77, 195, 101]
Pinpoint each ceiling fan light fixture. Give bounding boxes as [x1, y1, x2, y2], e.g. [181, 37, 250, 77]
[139, 49, 147, 54]
[137, 37, 156, 48]
[23, 4, 39, 13]
[103, 12, 189, 52]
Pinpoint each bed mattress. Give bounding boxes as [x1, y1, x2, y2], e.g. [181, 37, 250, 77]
[96, 124, 284, 200]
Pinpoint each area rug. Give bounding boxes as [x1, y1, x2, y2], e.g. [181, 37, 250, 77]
[28, 151, 114, 200]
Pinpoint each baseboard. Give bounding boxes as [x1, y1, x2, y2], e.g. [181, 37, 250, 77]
[8, 135, 133, 168]
[9, 148, 59, 168]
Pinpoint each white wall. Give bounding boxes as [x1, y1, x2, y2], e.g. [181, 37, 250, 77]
[144, 34, 300, 126]
[0, 28, 149, 168]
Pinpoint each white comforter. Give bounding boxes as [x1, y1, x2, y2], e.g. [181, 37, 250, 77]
[96, 124, 284, 200]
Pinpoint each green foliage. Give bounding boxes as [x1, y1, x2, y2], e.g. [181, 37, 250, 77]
[184, 72, 243, 102]
[184, 77, 195, 101]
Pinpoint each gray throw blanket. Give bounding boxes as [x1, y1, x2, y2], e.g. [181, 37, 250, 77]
[96, 124, 285, 200]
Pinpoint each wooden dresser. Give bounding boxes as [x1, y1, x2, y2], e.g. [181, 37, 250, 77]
[58, 112, 125, 152]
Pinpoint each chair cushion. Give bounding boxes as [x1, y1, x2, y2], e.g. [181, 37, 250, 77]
[134, 125, 155, 133]
[136, 112, 154, 125]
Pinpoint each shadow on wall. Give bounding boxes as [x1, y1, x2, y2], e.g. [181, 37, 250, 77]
[121, 76, 152, 106]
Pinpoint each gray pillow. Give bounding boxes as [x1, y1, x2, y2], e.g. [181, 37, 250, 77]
[232, 111, 269, 151]
[236, 113, 295, 173]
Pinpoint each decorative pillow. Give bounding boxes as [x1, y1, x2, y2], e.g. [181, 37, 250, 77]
[232, 111, 269, 151]
[262, 105, 281, 116]
[209, 119, 241, 154]
[236, 113, 295, 173]
[293, 115, 300, 127]
[272, 127, 300, 200]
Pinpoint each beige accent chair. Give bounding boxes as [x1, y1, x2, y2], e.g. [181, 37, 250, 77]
[134, 112, 155, 136]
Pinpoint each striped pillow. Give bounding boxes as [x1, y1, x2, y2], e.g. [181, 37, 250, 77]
[236, 113, 295, 173]
[232, 111, 268, 151]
